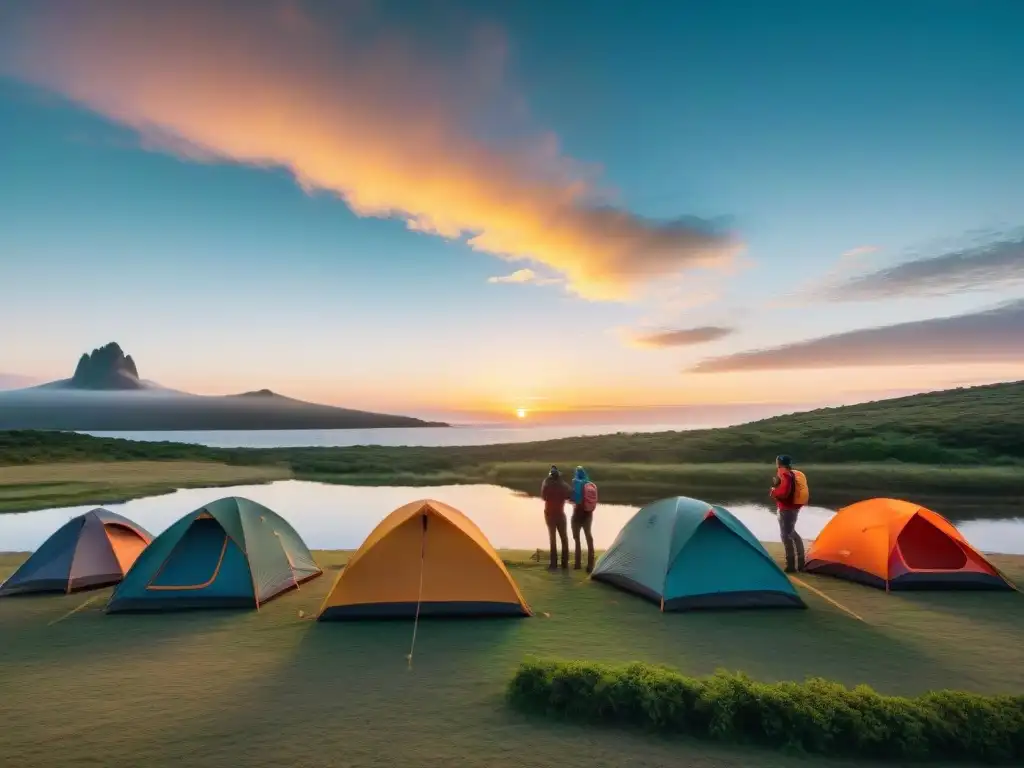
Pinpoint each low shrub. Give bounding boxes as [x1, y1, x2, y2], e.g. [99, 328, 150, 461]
[507, 659, 1024, 763]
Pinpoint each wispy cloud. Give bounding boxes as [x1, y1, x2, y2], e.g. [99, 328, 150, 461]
[487, 268, 560, 286]
[628, 326, 735, 349]
[689, 299, 1024, 373]
[767, 244, 883, 308]
[0, 1, 740, 302]
[830, 231, 1024, 301]
[644, 277, 723, 314]
[841, 245, 880, 259]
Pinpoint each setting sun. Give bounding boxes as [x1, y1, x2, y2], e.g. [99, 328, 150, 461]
[516, 408, 527, 419]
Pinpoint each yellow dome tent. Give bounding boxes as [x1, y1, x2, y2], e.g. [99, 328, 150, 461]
[317, 499, 531, 620]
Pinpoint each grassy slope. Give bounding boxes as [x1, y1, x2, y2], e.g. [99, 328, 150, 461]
[1, 548, 1022, 768]
[0, 461, 292, 513]
[275, 379, 1024, 470]
[2, 381, 1023, 514]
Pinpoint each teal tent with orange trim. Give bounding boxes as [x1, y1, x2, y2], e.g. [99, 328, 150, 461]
[591, 496, 805, 610]
[107, 496, 321, 612]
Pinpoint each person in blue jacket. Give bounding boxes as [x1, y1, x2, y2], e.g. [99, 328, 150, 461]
[570, 466, 596, 572]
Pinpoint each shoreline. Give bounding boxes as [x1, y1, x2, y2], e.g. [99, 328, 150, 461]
[0, 461, 292, 514]
[2, 458, 1023, 520]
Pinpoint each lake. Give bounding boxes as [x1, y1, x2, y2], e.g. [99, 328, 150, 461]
[2, 480, 1022, 555]
[82, 424, 697, 448]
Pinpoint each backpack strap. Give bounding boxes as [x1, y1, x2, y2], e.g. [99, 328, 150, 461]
[785, 469, 797, 503]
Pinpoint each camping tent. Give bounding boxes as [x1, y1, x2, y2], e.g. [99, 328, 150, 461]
[591, 496, 805, 610]
[107, 496, 321, 612]
[0, 508, 152, 596]
[805, 498, 1014, 590]
[318, 499, 531, 620]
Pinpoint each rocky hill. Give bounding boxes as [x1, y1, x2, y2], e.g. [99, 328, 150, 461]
[70, 342, 143, 389]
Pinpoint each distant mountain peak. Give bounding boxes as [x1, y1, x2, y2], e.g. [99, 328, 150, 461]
[235, 388, 280, 398]
[70, 342, 144, 390]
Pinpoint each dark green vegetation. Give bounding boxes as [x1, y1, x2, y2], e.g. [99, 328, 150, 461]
[0, 430, 243, 464]
[2, 548, 1022, 768]
[509, 659, 1024, 763]
[2, 381, 1024, 515]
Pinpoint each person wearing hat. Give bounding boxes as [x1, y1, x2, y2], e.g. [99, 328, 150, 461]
[540, 465, 571, 570]
[770, 454, 806, 573]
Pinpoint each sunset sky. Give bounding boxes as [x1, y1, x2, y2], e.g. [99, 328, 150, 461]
[1, 1, 1022, 423]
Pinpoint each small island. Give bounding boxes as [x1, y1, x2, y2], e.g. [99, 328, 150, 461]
[0, 342, 447, 431]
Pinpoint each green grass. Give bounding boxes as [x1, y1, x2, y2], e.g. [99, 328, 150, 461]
[2, 548, 1023, 768]
[0, 461, 293, 513]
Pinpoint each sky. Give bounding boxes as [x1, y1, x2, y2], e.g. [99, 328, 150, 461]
[1, 0, 1023, 423]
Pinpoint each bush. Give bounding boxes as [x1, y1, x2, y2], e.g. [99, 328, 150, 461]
[507, 659, 1024, 763]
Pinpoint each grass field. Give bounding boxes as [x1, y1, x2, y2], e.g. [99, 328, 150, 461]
[2, 547, 1022, 768]
[0, 461, 292, 513]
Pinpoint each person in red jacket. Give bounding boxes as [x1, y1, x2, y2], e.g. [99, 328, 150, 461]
[540, 465, 571, 570]
[770, 454, 805, 573]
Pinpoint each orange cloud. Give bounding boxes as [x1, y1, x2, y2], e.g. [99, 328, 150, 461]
[626, 326, 734, 348]
[0, 1, 739, 301]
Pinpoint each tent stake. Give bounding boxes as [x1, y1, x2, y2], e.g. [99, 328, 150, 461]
[789, 576, 865, 622]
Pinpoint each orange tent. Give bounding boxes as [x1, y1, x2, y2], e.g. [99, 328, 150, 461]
[317, 499, 532, 620]
[805, 498, 1014, 591]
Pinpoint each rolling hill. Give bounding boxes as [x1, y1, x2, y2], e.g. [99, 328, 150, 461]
[421, 378, 1024, 466]
[0, 342, 445, 431]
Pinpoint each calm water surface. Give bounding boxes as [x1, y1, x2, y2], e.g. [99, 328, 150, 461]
[2, 480, 1021, 555]
[82, 424, 700, 448]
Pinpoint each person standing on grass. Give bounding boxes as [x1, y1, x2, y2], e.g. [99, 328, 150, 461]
[570, 466, 599, 573]
[541, 465, 571, 570]
[770, 454, 807, 573]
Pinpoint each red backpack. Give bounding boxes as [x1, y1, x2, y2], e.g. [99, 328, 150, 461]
[582, 481, 599, 512]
